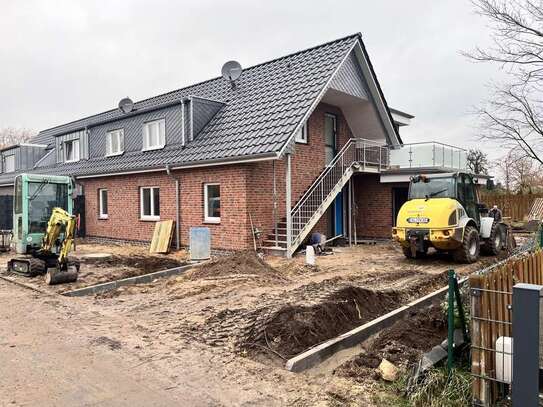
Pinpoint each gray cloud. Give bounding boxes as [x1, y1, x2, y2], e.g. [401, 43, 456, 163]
[1, 0, 506, 157]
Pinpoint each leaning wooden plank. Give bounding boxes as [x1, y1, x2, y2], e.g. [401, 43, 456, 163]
[150, 220, 174, 253]
[149, 222, 162, 253]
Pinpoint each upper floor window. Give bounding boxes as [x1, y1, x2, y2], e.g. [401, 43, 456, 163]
[143, 119, 166, 151]
[295, 122, 308, 144]
[106, 129, 124, 157]
[64, 139, 80, 162]
[3, 154, 15, 173]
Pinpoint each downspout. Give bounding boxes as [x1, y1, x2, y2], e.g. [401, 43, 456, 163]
[273, 161, 278, 247]
[286, 153, 292, 258]
[166, 165, 180, 251]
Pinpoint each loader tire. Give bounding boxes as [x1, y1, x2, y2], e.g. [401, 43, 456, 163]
[481, 222, 503, 256]
[452, 226, 480, 263]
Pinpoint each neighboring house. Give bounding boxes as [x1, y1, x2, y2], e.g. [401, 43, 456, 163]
[0, 33, 472, 256]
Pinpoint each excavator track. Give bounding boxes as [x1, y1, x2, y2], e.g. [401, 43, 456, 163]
[7, 257, 46, 277]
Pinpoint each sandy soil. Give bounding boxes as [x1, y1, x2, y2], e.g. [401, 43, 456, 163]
[0, 240, 500, 405]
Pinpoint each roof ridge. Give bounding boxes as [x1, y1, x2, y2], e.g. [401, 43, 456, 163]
[37, 33, 361, 136]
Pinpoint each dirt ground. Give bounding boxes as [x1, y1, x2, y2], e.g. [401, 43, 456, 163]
[0, 240, 500, 405]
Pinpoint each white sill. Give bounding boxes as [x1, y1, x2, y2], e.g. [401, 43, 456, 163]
[65, 159, 80, 163]
[142, 145, 165, 152]
[204, 218, 221, 224]
[295, 139, 308, 144]
[99, 215, 108, 220]
[140, 216, 160, 222]
[105, 151, 124, 158]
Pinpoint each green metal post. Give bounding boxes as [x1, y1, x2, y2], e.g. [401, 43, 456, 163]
[447, 269, 455, 373]
[454, 277, 469, 344]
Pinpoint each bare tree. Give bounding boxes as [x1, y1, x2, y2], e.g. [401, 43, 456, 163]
[0, 127, 36, 149]
[493, 148, 543, 193]
[467, 148, 490, 174]
[465, 0, 543, 163]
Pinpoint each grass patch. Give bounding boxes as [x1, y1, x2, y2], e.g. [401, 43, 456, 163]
[372, 367, 471, 407]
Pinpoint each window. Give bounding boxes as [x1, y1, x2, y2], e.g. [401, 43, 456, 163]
[4, 154, 15, 173]
[64, 139, 80, 162]
[204, 183, 220, 223]
[140, 187, 160, 220]
[106, 129, 124, 156]
[142, 119, 166, 151]
[99, 189, 108, 219]
[295, 122, 308, 144]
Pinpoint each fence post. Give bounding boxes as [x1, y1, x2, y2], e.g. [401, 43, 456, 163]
[512, 283, 543, 407]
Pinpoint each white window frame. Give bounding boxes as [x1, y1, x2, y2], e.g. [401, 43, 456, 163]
[4, 154, 15, 173]
[106, 129, 125, 157]
[142, 119, 166, 151]
[64, 139, 80, 163]
[140, 186, 160, 221]
[98, 189, 108, 219]
[294, 122, 308, 144]
[204, 183, 221, 223]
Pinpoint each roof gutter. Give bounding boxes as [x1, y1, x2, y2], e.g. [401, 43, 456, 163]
[74, 151, 278, 180]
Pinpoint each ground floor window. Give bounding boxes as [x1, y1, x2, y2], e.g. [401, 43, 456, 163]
[99, 189, 108, 219]
[140, 187, 160, 220]
[204, 183, 220, 223]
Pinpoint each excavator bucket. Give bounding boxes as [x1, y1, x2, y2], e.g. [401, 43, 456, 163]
[45, 265, 78, 285]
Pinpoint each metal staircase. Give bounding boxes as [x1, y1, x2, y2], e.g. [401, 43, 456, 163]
[263, 138, 389, 257]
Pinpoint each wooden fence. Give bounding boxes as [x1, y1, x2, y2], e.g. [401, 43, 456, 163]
[480, 193, 543, 222]
[470, 249, 543, 405]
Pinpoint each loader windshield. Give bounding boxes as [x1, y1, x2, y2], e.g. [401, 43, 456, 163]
[28, 182, 68, 233]
[409, 176, 456, 200]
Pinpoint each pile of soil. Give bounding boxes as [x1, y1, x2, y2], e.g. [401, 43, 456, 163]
[187, 252, 287, 283]
[81, 254, 184, 273]
[246, 286, 401, 358]
[334, 305, 447, 382]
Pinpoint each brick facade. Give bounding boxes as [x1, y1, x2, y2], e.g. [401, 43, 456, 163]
[80, 102, 398, 250]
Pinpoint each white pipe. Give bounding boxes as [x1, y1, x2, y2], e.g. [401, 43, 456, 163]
[286, 153, 292, 258]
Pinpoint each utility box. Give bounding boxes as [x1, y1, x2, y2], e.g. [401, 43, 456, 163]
[190, 227, 211, 260]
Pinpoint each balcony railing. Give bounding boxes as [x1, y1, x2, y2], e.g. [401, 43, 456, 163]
[388, 142, 467, 171]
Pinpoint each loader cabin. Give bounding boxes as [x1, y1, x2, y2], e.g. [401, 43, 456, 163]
[0, 34, 485, 257]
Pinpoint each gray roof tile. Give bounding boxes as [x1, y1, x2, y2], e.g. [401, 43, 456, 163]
[0, 34, 362, 184]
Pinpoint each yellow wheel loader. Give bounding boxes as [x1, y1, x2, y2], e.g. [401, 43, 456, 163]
[392, 172, 507, 263]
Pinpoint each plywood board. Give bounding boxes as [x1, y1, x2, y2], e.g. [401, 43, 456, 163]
[149, 220, 174, 254]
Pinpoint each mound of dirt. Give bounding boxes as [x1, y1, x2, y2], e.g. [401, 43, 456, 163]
[81, 254, 184, 273]
[334, 305, 447, 382]
[188, 252, 287, 283]
[247, 286, 402, 358]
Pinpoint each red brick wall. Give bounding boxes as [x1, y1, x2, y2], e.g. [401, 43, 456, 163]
[246, 102, 354, 241]
[81, 165, 252, 251]
[81, 102, 360, 250]
[353, 174, 390, 238]
[352, 174, 407, 239]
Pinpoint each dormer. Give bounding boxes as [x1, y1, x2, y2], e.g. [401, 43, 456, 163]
[1, 143, 48, 174]
[55, 129, 88, 163]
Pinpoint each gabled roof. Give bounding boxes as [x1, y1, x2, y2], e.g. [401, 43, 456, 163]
[1, 33, 401, 184]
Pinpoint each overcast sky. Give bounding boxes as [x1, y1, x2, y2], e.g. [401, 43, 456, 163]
[1, 0, 507, 157]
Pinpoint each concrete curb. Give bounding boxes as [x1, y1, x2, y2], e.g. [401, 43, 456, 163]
[285, 277, 468, 373]
[0, 274, 54, 296]
[62, 263, 198, 297]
